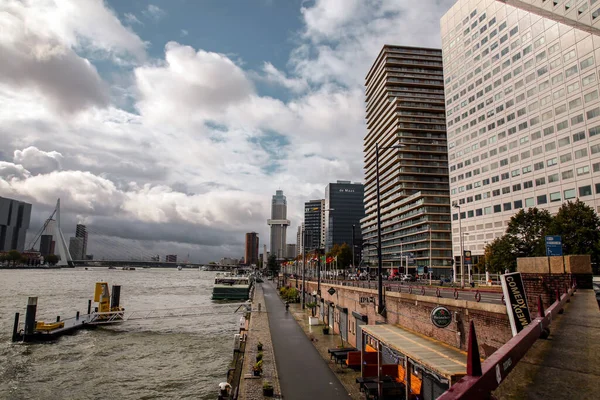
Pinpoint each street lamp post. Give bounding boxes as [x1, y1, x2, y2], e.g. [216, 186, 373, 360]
[375, 142, 405, 315]
[302, 228, 307, 309]
[452, 203, 464, 288]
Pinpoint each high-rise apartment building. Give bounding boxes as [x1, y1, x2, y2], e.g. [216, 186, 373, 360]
[304, 199, 325, 251]
[296, 224, 304, 257]
[361, 46, 453, 276]
[441, 0, 600, 261]
[0, 196, 32, 252]
[244, 232, 259, 265]
[326, 181, 365, 253]
[75, 224, 88, 259]
[286, 244, 297, 259]
[267, 190, 290, 259]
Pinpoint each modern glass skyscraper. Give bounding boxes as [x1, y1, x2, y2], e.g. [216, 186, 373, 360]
[441, 0, 600, 260]
[326, 181, 365, 253]
[0, 196, 32, 252]
[75, 224, 88, 259]
[268, 190, 290, 259]
[362, 46, 453, 276]
[304, 199, 325, 251]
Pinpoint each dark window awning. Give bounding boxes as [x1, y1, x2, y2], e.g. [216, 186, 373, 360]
[352, 311, 368, 323]
[336, 305, 348, 313]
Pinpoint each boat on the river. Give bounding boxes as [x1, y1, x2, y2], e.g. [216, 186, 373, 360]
[122, 266, 136, 271]
[211, 272, 253, 300]
[177, 265, 183, 271]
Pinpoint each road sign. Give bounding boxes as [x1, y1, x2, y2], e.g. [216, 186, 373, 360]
[464, 250, 472, 264]
[327, 287, 336, 296]
[545, 236, 563, 256]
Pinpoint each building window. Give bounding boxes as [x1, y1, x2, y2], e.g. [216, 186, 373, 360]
[525, 197, 535, 207]
[535, 177, 546, 186]
[548, 173, 559, 183]
[547, 158, 558, 167]
[575, 148, 588, 159]
[524, 180, 533, 189]
[560, 153, 572, 163]
[564, 189, 576, 200]
[503, 202, 512, 211]
[494, 204, 501, 213]
[579, 185, 592, 197]
[537, 194, 547, 204]
[562, 170, 574, 180]
[514, 200, 523, 209]
[550, 192, 561, 202]
[577, 166, 590, 176]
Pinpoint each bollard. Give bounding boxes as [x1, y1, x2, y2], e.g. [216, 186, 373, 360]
[88, 299, 92, 314]
[258, 303, 262, 312]
[24, 297, 38, 338]
[56, 316, 60, 322]
[76, 311, 80, 320]
[12, 313, 20, 342]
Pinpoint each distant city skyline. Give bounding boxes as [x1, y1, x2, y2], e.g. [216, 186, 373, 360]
[0, 1, 456, 262]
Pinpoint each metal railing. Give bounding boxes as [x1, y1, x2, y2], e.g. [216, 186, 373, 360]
[438, 280, 577, 399]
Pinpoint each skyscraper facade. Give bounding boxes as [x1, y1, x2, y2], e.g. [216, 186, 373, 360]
[296, 224, 304, 257]
[441, 0, 600, 260]
[267, 190, 290, 259]
[0, 196, 32, 252]
[325, 181, 365, 252]
[69, 237, 84, 260]
[304, 199, 325, 251]
[244, 232, 259, 265]
[362, 46, 453, 276]
[75, 224, 88, 259]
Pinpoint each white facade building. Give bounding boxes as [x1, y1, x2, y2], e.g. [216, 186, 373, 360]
[441, 0, 600, 258]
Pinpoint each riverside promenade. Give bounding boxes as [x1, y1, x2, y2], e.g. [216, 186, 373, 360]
[238, 283, 281, 400]
[262, 281, 351, 400]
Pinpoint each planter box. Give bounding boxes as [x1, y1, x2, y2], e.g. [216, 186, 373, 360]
[308, 316, 320, 326]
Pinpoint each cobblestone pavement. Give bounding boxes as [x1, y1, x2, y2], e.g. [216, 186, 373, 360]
[287, 303, 364, 400]
[238, 283, 281, 400]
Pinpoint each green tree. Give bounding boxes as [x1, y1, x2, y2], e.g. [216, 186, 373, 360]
[336, 243, 353, 269]
[267, 254, 278, 274]
[548, 199, 600, 262]
[7, 250, 22, 266]
[486, 236, 517, 273]
[45, 254, 59, 265]
[505, 208, 553, 258]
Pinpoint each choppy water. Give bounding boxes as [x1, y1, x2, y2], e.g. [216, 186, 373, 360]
[0, 268, 239, 399]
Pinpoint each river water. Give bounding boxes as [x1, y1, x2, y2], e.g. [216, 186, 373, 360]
[0, 268, 240, 400]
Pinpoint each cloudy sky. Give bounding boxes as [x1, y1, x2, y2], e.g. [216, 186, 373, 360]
[0, 0, 454, 262]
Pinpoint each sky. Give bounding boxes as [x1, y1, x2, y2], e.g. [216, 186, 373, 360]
[0, 0, 455, 262]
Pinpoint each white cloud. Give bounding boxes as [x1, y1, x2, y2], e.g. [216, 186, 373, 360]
[124, 13, 143, 26]
[0, 0, 456, 260]
[143, 5, 166, 21]
[13, 146, 63, 174]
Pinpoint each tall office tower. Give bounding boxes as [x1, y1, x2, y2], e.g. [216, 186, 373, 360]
[441, 0, 600, 263]
[39, 234, 54, 256]
[244, 232, 259, 265]
[361, 46, 453, 276]
[0, 196, 32, 252]
[69, 237, 84, 260]
[296, 224, 304, 257]
[75, 224, 88, 259]
[325, 181, 365, 253]
[304, 199, 325, 251]
[267, 190, 290, 259]
[286, 244, 297, 259]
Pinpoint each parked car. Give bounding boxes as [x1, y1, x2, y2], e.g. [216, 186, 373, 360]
[400, 274, 415, 282]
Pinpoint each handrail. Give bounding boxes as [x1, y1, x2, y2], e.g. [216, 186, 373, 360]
[438, 281, 577, 399]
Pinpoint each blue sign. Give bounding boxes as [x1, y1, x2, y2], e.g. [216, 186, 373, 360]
[545, 236, 563, 256]
[417, 266, 425, 274]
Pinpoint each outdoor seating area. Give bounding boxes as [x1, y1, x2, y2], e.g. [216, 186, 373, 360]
[327, 347, 357, 367]
[358, 324, 468, 400]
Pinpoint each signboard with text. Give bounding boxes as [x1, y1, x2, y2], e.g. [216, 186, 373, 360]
[545, 236, 563, 256]
[430, 306, 452, 328]
[500, 272, 532, 336]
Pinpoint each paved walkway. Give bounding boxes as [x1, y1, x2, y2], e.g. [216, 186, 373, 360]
[262, 281, 351, 400]
[494, 289, 600, 399]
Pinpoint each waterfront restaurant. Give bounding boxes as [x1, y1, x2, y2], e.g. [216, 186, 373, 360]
[359, 324, 467, 399]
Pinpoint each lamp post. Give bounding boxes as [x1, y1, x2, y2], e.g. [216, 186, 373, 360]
[375, 142, 405, 315]
[452, 202, 464, 288]
[302, 227, 307, 309]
